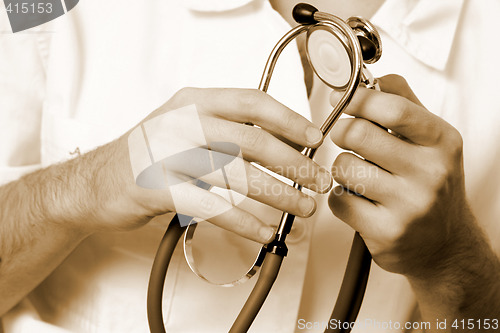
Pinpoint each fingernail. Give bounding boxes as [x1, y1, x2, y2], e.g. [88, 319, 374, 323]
[259, 227, 275, 242]
[299, 196, 316, 217]
[306, 126, 323, 145]
[317, 168, 333, 193]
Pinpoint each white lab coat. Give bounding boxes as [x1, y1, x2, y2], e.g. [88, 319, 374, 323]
[300, 0, 500, 332]
[1, 0, 500, 332]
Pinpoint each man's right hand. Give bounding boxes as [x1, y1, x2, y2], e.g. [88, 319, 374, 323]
[76, 88, 332, 243]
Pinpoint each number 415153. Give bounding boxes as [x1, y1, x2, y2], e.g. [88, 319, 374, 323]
[5, 2, 53, 14]
[452, 319, 499, 330]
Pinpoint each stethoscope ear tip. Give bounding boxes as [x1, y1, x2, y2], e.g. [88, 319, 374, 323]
[292, 3, 318, 25]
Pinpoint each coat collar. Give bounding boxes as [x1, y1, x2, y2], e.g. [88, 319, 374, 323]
[371, 0, 465, 70]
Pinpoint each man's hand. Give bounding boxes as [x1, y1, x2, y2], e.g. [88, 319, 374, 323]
[0, 87, 332, 316]
[328, 74, 467, 275]
[81, 88, 332, 243]
[328, 75, 500, 327]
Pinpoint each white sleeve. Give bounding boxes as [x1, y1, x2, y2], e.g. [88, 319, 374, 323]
[0, 9, 56, 333]
[0, 8, 49, 185]
[2, 299, 71, 333]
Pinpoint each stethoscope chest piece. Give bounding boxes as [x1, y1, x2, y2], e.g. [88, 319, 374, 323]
[347, 16, 382, 64]
[306, 24, 352, 89]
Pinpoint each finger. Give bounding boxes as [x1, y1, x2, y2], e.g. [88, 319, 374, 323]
[171, 87, 324, 148]
[166, 150, 317, 218]
[330, 117, 421, 175]
[202, 117, 332, 193]
[332, 152, 398, 204]
[207, 206, 275, 244]
[377, 74, 424, 107]
[169, 180, 275, 243]
[330, 87, 447, 146]
[272, 134, 304, 152]
[328, 186, 385, 238]
[244, 163, 317, 218]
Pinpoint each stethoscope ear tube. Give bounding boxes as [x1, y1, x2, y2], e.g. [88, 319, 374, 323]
[325, 233, 372, 333]
[147, 214, 186, 333]
[228, 253, 284, 332]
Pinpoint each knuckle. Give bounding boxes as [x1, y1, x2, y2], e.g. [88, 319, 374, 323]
[427, 163, 451, 193]
[281, 112, 298, 132]
[247, 171, 261, 196]
[332, 152, 353, 183]
[387, 74, 408, 87]
[446, 127, 464, 158]
[417, 191, 438, 217]
[344, 119, 370, 149]
[223, 161, 247, 190]
[239, 128, 266, 154]
[271, 189, 287, 206]
[278, 107, 302, 132]
[287, 154, 308, 179]
[329, 90, 340, 106]
[272, 180, 297, 204]
[431, 165, 449, 188]
[327, 188, 343, 211]
[327, 186, 354, 220]
[199, 194, 221, 217]
[233, 212, 251, 234]
[237, 89, 264, 113]
[168, 87, 199, 109]
[417, 158, 448, 192]
[381, 222, 405, 245]
[173, 87, 196, 102]
[402, 186, 437, 221]
[389, 96, 412, 126]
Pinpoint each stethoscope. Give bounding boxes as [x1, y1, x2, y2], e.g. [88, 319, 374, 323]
[147, 3, 382, 332]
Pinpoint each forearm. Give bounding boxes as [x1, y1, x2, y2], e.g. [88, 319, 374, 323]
[408, 216, 500, 332]
[0, 142, 123, 316]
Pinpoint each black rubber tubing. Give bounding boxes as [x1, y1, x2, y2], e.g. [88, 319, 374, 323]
[325, 232, 372, 333]
[228, 253, 284, 333]
[147, 214, 186, 333]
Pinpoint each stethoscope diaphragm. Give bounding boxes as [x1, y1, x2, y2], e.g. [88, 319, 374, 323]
[306, 25, 352, 90]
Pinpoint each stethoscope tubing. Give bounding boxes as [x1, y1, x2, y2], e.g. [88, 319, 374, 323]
[147, 214, 185, 333]
[147, 217, 371, 333]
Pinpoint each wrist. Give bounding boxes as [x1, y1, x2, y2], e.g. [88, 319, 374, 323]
[42, 139, 130, 235]
[407, 213, 500, 320]
[38, 156, 97, 236]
